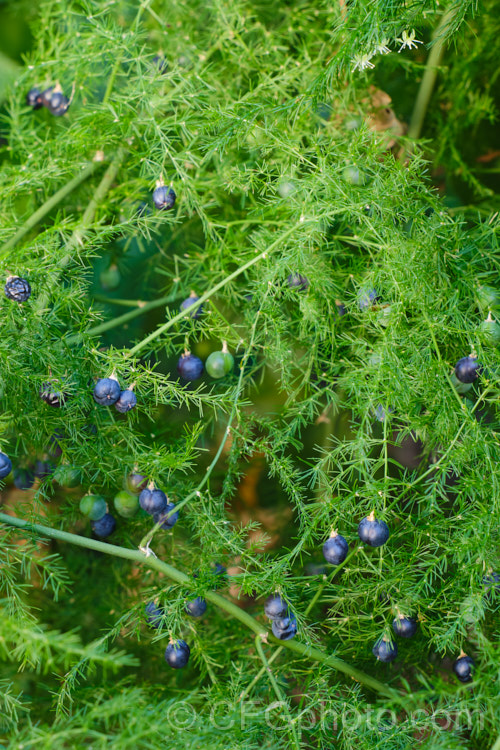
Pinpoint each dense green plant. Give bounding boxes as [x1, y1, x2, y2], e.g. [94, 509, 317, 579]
[0, 0, 499, 747]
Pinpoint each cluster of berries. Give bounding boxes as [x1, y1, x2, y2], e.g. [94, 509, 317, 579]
[93, 376, 137, 413]
[139, 483, 178, 529]
[178, 344, 234, 382]
[26, 85, 70, 116]
[264, 594, 297, 640]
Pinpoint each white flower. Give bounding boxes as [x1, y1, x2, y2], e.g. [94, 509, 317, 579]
[397, 30, 423, 52]
[352, 53, 375, 72]
[375, 39, 390, 55]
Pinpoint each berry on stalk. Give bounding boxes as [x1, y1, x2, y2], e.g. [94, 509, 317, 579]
[452, 654, 475, 683]
[126, 472, 147, 493]
[358, 511, 390, 547]
[13, 467, 35, 490]
[114, 490, 139, 518]
[454, 356, 480, 384]
[115, 388, 137, 413]
[39, 382, 68, 408]
[392, 614, 417, 638]
[145, 601, 164, 628]
[47, 90, 70, 116]
[0, 452, 12, 479]
[93, 376, 121, 405]
[271, 613, 297, 640]
[153, 503, 179, 529]
[373, 636, 398, 663]
[178, 352, 204, 381]
[80, 494, 107, 520]
[139, 484, 168, 515]
[165, 639, 190, 669]
[205, 342, 234, 379]
[322, 531, 349, 566]
[152, 181, 176, 210]
[91, 513, 116, 538]
[264, 594, 289, 620]
[26, 87, 43, 109]
[5, 276, 31, 302]
[180, 292, 203, 319]
[185, 597, 207, 617]
[287, 273, 309, 291]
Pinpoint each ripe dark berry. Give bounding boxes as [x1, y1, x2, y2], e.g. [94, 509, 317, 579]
[177, 353, 204, 381]
[358, 287, 378, 311]
[13, 467, 35, 490]
[26, 87, 43, 109]
[0, 452, 12, 479]
[80, 494, 107, 520]
[452, 654, 475, 683]
[392, 615, 417, 638]
[152, 185, 176, 210]
[39, 382, 67, 408]
[205, 348, 234, 379]
[185, 597, 207, 617]
[152, 54, 169, 73]
[139, 487, 168, 515]
[336, 301, 346, 317]
[211, 562, 227, 588]
[454, 356, 480, 384]
[40, 87, 55, 107]
[264, 594, 289, 620]
[373, 637, 398, 663]
[115, 389, 137, 413]
[126, 473, 147, 493]
[483, 572, 500, 594]
[153, 503, 179, 529]
[271, 613, 297, 640]
[5, 276, 31, 302]
[322, 532, 349, 565]
[34, 459, 55, 479]
[165, 639, 190, 669]
[180, 294, 203, 319]
[358, 511, 390, 547]
[93, 377, 121, 405]
[287, 273, 310, 291]
[91, 513, 116, 538]
[47, 91, 70, 116]
[114, 490, 139, 518]
[145, 601, 163, 628]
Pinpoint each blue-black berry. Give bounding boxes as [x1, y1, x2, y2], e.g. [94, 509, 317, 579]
[264, 594, 289, 620]
[180, 294, 203, 319]
[152, 185, 176, 210]
[271, 613, 297, 640]
[13, 467, 35, 490]
[34, 459, 55, 479]
[373, 637, 398, 663]
[115, 389, 137, 413]
[145, 601, 164, 628]
[152, 54, 169, 73]
[165, 639, 190, 669]
[5, 276, 31, 302]
[93, 377, 121, 405]
[392, 615, 417, 638]
[185, 597, 207, 617]
[126, 472, 147, 493]
[483, 572, 500, 595]
[40, 382, 67, 408]
[91, 513, 116, 538]
[47, 91, 70, 116]
[178, 353, 204, 381]
[153, 503, 179, 529]
[0, 452, 12, 479]
[358, 511, 390, 547]
[452, 654, 475, 683]
[139, 487, 168, 515]
[287, 273, 309, 291]
[26, 87, 43, 109]
[322, 532, 349, 565]
[358, 287, 379, 311]
[454, 356, 480, 384]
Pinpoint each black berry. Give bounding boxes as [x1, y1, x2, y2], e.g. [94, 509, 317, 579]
[152, 185, 176, 210]
[455, 356, 480, 384]
[483, 572, 500, 594]
[145, 601, 164, 628]
[40, 382, 67, 408]
[287, 273, 309, 291]
[13, 467, 35, 490]
[153, 503, 179, 529]
[93, 377, 121, 405]
[180, 294, 203, 319]
[91, 513, 116, 538]
[271, 613, 297, 640]
[0, 452, 12, 479]
[127, 473, 147, 493]
[185, 597, 207, 617]
[34, 459, 55, 479]
[165, 639, 190, 669]
[452, 654, 475, 683]
[5, 276, 31, 302]
[358, 512, 390, 547]
[373, 637, 397, 663]
[139, 487, 168, 515]
[47, 91, 70, 116]
[40, 87, 55, 107]
[26, 87, 43, 109]
[392, 615, 417, 638]
[322, 533, 349, 565]
[115, 389, 137, 413]
[264, 594, 289, 620]
[177, 353, 204, 381]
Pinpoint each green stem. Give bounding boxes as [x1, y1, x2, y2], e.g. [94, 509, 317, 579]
[254, 635, 301, 750]
[407, 8, 455, 140]
[36, 148, 126, 314]
[69, 292, 172, 342]
[0, 511, 396, 699]
[0, 161, 102, 259]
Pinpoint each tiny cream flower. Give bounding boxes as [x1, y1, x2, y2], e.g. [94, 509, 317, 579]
[397, 30, 422, 52]
[375, 39, 390, 55]
[352, 53, 375, 72]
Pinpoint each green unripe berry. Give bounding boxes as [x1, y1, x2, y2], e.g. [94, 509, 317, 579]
[114, 490, 139, 518]
[477, 285, 500, 313]
[205, 347, 234, 379]
[479, 313, 500, 345]
[54, 465, 81, 488]
[80, 494, 107, 520]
